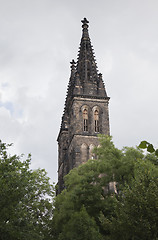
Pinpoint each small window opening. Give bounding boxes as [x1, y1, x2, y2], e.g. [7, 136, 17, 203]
[94, 110, 99, 132]
[83, 109, 88, 132]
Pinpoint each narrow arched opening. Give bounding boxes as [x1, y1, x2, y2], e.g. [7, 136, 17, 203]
[83, 109, 88, 132]
[94, 109, 99, 132]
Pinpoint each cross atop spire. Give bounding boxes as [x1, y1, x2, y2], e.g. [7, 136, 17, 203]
[81, 18, 89, 27]
[81, 17, 89, 40]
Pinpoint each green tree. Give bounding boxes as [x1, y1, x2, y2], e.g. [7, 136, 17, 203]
[0, 140, 54, 240]
[139, 140, 158, 157]
[52, 136, 130, 239]
[52, 136, 158, 240]
[111, 159, 158, 240]
[57, 206, 103, 240]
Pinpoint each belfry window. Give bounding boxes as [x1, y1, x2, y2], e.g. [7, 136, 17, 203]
[94, 110, 99, 132]
[83, 109, 88, 131]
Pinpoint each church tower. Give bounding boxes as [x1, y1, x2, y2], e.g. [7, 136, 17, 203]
[57, 18, 110, 193]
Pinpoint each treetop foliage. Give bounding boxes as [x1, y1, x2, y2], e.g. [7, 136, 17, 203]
[1, 137, 157, 240]
[0, 140, 55, 240]
[52, 135, 158, 240]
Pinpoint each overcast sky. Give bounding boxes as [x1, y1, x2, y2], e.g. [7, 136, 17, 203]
[0, 0, 158, 183]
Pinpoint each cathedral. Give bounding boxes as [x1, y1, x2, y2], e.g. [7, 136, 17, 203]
[57, 18, 110, 193]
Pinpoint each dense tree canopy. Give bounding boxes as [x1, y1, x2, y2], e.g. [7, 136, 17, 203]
[52, 136, 158, 240]
[0, 140, 54, 240]
[1, 137, 157, 240]
[112, 159, 158, 240]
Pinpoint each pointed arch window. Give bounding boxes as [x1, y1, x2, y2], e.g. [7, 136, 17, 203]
[94, 110, 99, 132]
[81, 143, 88, 163]
[89, 144, 95, 159]
[83, 109, 88, 132]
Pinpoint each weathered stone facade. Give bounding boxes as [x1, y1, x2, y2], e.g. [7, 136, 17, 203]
[57, 18, 110, 193]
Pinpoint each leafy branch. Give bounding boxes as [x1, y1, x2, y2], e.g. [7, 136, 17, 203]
[139, 141, 158, 156]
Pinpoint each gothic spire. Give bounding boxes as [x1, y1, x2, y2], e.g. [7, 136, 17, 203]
[58, 18, 109, 139]
[76, 18, 98, 84]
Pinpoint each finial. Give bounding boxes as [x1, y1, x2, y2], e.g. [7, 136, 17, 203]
[81, 18, 89, 28]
